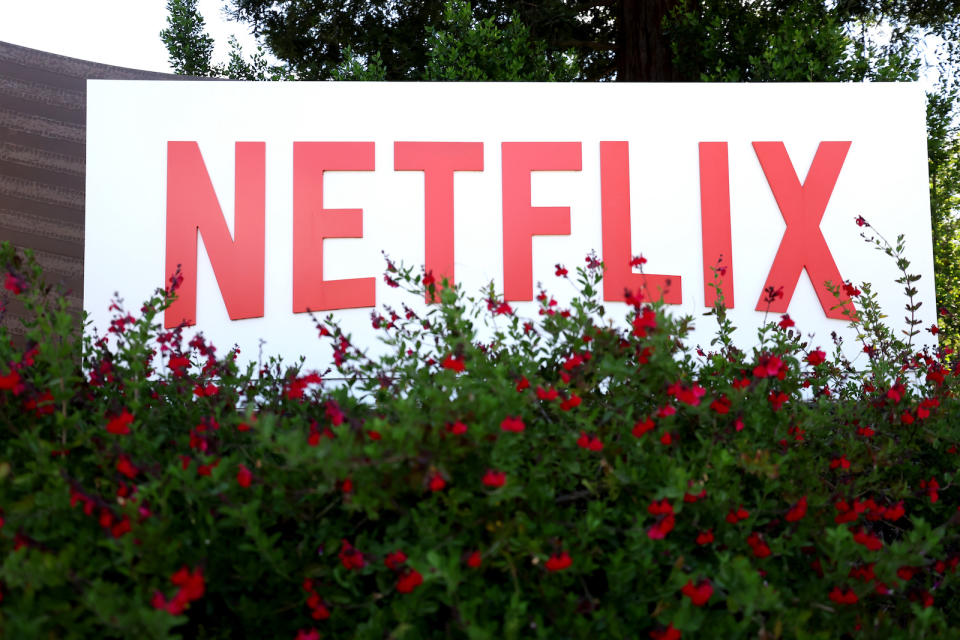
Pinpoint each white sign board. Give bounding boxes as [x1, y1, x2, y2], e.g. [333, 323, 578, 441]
[85, 81, 936, 367]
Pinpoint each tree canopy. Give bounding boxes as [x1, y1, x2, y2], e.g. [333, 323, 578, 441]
[164, 0, 960, 82]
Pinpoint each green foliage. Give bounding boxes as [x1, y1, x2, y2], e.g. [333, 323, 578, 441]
[667, 1, 857, 82]
[928, 87, 960, 350]
[422, 1, 577, 82]
[3, 230, 960, 638]
[330, 48, 387, 82]
[160, 0, 215, 77]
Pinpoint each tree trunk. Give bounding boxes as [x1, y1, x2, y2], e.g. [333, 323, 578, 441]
[616, 0, 682, 81]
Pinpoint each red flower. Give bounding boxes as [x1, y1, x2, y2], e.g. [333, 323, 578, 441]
[830, 456, 850, 470]
[696, 529, 714, 546]
[829, 585, 859, 605]
[576, 431, 603, 451]
[768, 391, 788, 411]
[396, 568, 423, 593]
[446, 421, 468, 435]
[441, 354, 465, 373]
[560, 394, 582, 411]
[753, 354, 785, 379]
[852, 528, 883, 551]
[785, 496, 808, 522]
[106, 409, 134, 435]
[196, 458, 220, 476]
[834, 499, 863, 524]
[428, 473, 446, 492]
[921, 477, 940, 503]
[116, 455, 138, 479]
[897, 566, 917, 581]
[648, 499, 674, 516]
[536, 386, 558, 401]
[4, 272, 24, 294]
[681, 579, 714, 606]
[339, 540, 366, 570]
[482, 469, 507, 488]
[193, 383, 219, 397]
[0, 370, 21, 394]
[500, 416, 525, 432]
[657, 405, 676, 418]
[632, 308, 657, 337]
[884, 501, 905, 521]
[154, 566, 206, 615]
[303, 581, 330, 620]
[515, 376, 530, 392]
[886, 382, 905, 403]
[849, 563, 876, 582]
[709, 395, 731, 414]
[632, 418, 655, 437]
[325, 400, 345, 426]
[385, 550, 407, 570]
[649, 622, 681, 640]
[843, 281, 861, 297]
[746, 532, 771, 558]
[108, 514, 131, 538]
[237, 464, 252, 488]
[778, 314, 795, 329]
[3, 271, 27, 296]
[807, 349, 826, 366]
[171, 566, 205, 600]
[466, 550, 483, 568]
[667, 381, 706, 406]
[648, 514, 675, 540]
[562, 353, 584, 371]
[726, 506, 749, 524]
[296, 630, 321, 640]
[545, 551, 572, 572]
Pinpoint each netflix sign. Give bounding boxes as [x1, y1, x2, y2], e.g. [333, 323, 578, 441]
[85, 82, 936, 365]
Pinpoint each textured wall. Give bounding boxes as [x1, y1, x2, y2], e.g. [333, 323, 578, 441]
[0, 41, 173, 342]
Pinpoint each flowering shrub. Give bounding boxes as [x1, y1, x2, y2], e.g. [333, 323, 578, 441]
[1, 223, 960, 639]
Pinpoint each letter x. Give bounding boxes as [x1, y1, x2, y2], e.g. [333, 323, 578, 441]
[753, 141, 853, 319]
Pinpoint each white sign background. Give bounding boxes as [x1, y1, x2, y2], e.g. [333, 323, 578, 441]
[85, 81, 936, 369]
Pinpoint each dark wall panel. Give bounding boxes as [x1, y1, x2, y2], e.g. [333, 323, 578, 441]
[0, 41, 175, 343]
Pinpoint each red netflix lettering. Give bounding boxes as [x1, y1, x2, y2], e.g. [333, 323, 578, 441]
[501, 142, 581, 301]
[599, 141, 681, 304]
[753, 141, 853, 319]
[394, 142, 484, 301]
[293, 142, 376, 313]
[164, 141, 265, 328]
[699, 142, 734, 308]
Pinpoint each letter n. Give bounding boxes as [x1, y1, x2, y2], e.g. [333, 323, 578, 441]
[165, 141, 265, 328]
